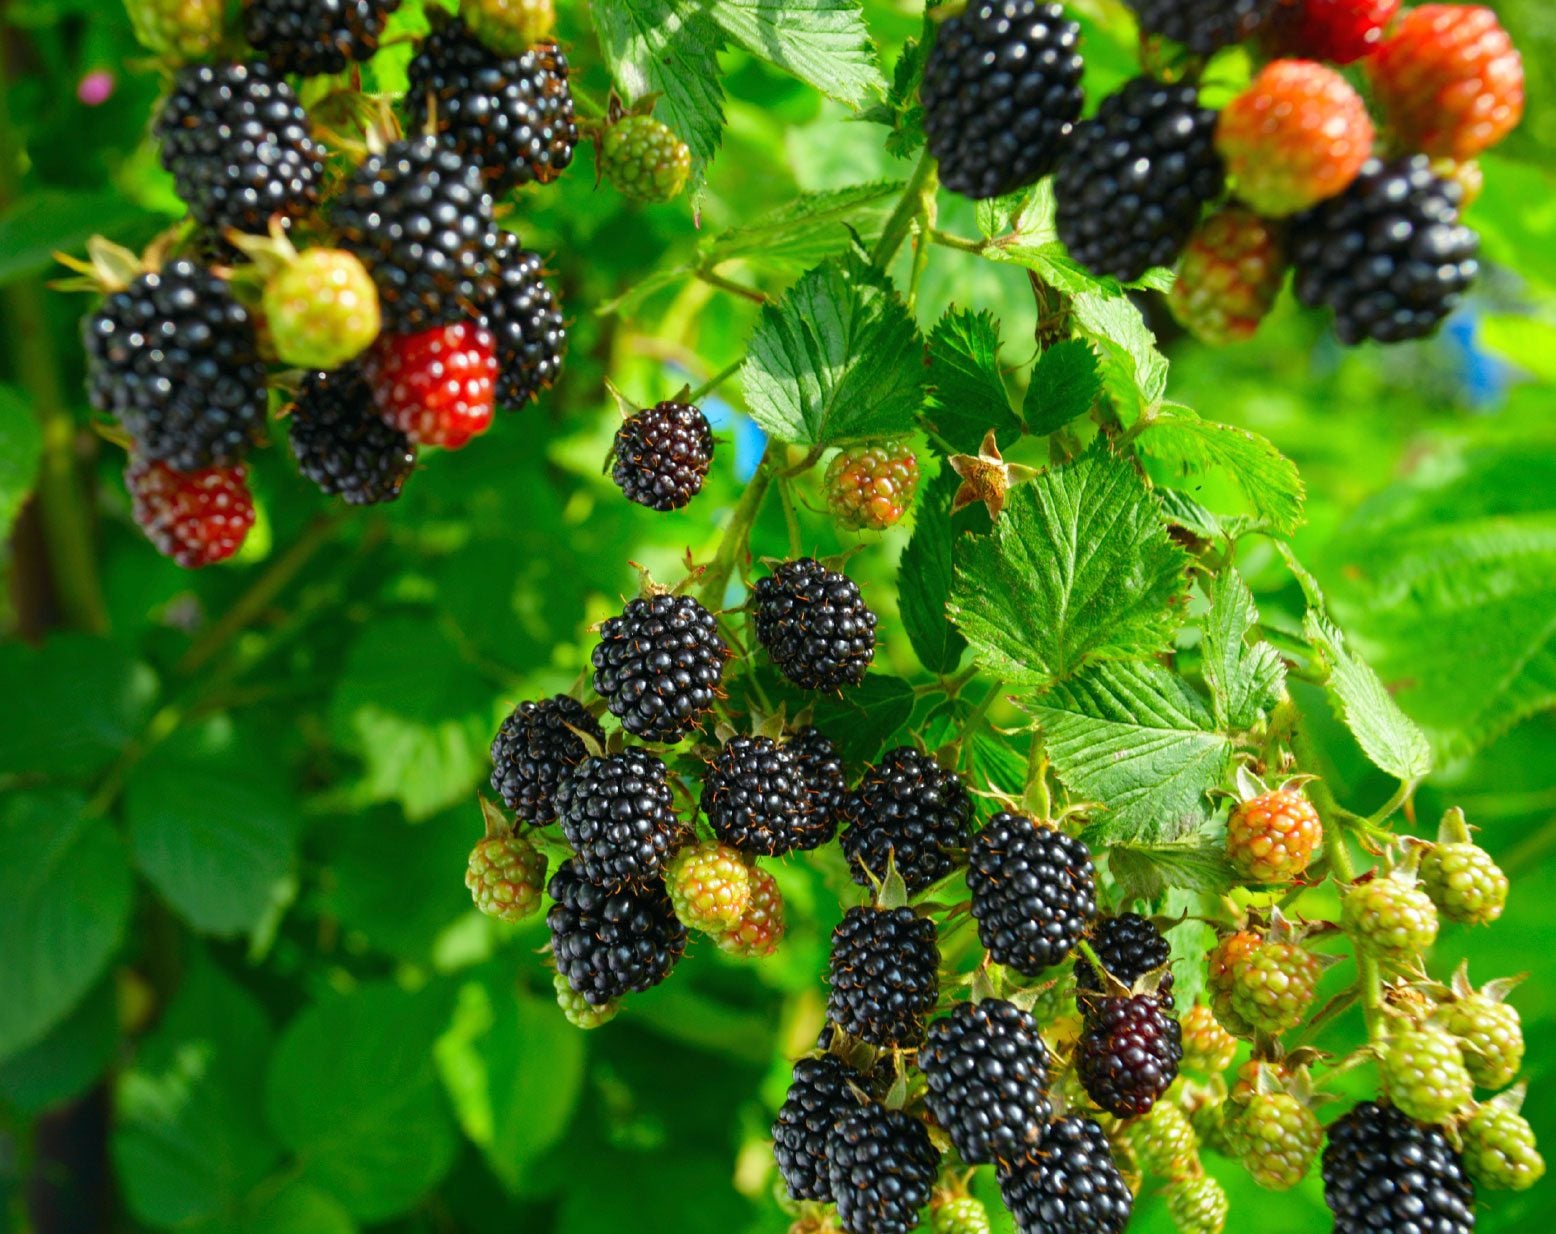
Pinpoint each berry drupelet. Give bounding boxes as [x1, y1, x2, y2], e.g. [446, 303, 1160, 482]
[967, 814, 1097, 976]
[701, 735, 834, 857]
[921, 999, 1052, 1165]
[788, 726, 848, 834]
[773, 1053, 866, 1202]
[553, 748, 686, 888]
[827, 1103, 940, 1234]
[1126, 0, 1279, 55]
[547, 859, 687, 1006]
[826, 906, 940, 1048]
[126, 458, 255, 569]
[1074, 912, 1175, 1011]
[1077, 994, 1183, 1117]
[489, 695, 603, 824]
[753, 558, 877, 691]
[243, 0, 402, 77]
[590, 593, 727, 743]
[1055, 76, 1223, 282]
[1322, 1101, 1475, 1234]
[484, 232, 566, 409]
[362, 319, 499, 449]
[156, 61, 324, 238]
[465, 830, 547, 922]
[921, 1, 1084, 200]
[840, 747, 971, 895]
[610, 401, 714, 512]
[288, 366, 417, 506]
[998, 1117, 1133, 1234]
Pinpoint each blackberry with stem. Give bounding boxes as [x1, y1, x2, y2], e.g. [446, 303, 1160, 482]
[1077, 994, 1183, 1118]
[840, 747, 971, 895]
[547, 859, 687, 1006]
[825, 905, 940, 1048]
[489, 695, 604, 824]
[590, 593, 728, 743]
[1074, 912, 1176, 1011]
[967, 814, 1097, 976]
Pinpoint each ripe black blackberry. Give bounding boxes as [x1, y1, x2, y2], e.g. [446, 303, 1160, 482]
[1124, 0, 1279, 55]
[921, 999, 1052, 1166]
[1074, 912, 1175, 1011]
[701, 736, 833, 857]
[967, 814, 1097, 976]
[155, 61, 324, 238]
[789, 726, 847, 837]
[332, 134, 500, 331]
[1323, 1101, 1475, 1234]
[825, 906, 939, 1048]
[998, 1117, 1133, 1234]
[610, 401, 714, 512]
[590, 593, 727, 743]
[406, 15, 577, 194]
[920, 1, 1085, 200]
[484, 233, 566, 409]
[1055, 77, 1223, 282]
[773, 1054, 866, 1202]
[1077, 994, 1183, 1118]
[840, 747, 971, 895]
[547, 859, 687, 1006]
[489, 695, 604, 824]
[243, 0, 401, 77]
[83, 260, 266, 472]
[1290, 156, 1480, 346]
[752, 558, 877, 691]
[553, 749, 686, 888]
[827, 1103, 940, 1234]
[288, 366, 416, 506]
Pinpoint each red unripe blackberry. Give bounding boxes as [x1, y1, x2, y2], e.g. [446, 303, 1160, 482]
[1227, 787, 1323, 883]
[489, 694, 604, 824]
[1075, 912, 1175, 1011]
[156, 61, 324, 238]
[1207, 930, 1261, 1036]
[701, 735, 833, 857]
[553, 748, 687, 888]
[1125, 0, 1279, 55]
[716, 864, 785, 958]
[243, 0, 402, 76]
[590, 593, 728, 743]
[920, 1, 1085, 201]
[1077, 994, 1183, 1118]
[753, 558, 878, 691]
[610, 401, 714, 512]
[997, 1116, 1134, 1234]
[332, 135, 500, 331]
[773, 1053, 865, 1202]
[841, 747, 971, 895]
[967, 814, 1097, 976]
[484, 232, 566, 409]
[827, 1102, 940, 1234]
[546, 859, 687, 1006]
[407, 15, 577, 193]
[921, 998, 1052, 1165]
[824, 442, 920, 531]
[1322, 1102, 1475, 1234]
[1168, 206, 1286, 346]
[288, 366, 417, 506]
[84, 260, 267, 472]
[363, 319, 499, 449]
[126, 458, 255, 569]
[1055, 76, 1224, 282]
[1261, 0, 1399, 64]
[826, 906, 939, 1048]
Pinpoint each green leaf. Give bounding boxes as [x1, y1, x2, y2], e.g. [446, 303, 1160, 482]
[0, 790, 132, 1061]
[948, 441, 1191, 685]
[710, 1, 886, 108]
[1109, 834, 1239, 900]
[863, 18, 929, 157]
[1023, 339, 1101, 436]
[0, 978, 117, 1114]
[265, 982, 458, 1222]
[125, 719, 296, 937]
[922, 308, 1022, 453]
[740, 251, 926, 447]
[699, 181, 905, 273]
[807, 675, 916, 763]
[898, 469, 967, 675]
[0, 635, 157, 782]
[114, 958, 281, 1228]
[1070, 290, 1168, 420]
[1136, 404, 1306, 535]
[1281, 546, 1434, 780]
[0, 386, 43, 539]
[1201, 570, 1285, 731]
[0, 189, 152, 284]
[1035, 661, 1231, 846]
[195, 1183, 356, 1234]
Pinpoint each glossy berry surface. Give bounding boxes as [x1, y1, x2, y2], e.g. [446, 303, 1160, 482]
[611, 401, 714, 512]
[968, 815, 1096, 976]
[363, 319, 498, 449]
[998, 1116, 1133, 1234]
[465, 831, 547, 922]
[921, 998, 1052, 1166]
[827, 1103, 940, 1234]
[840, 747, 971, 894]
[1322, 1101, 1475, 1234]
[753, 558, 877, 691]
[825, 906, 939, 1048]
[715, 864, 785, 958]
[824, 442, 920, 531]
[546, 859, 687, 1006]
[126, 458, 255, 569]
[489, 695, 603, 824]
[243, 0, 402, 76]
[590, 593, 727, 743]
[289, 366, 416, 506]
[553, 748, 685, 888]
[773, 1053, 863, 1202]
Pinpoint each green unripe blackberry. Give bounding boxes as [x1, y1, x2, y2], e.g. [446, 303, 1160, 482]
[932, 1195, 991, 1234]
[465, 831, 547, 922]
[665, 840, 750, 934]
[825, 441, 920, 531]
[1228, 941, 1320, 1035]
[1382, 1026, 1474, 1124]
[1235, 1092, 1322, 1190]
[1461, 1104, 1545, 1191]
[1133, 1100, 1199, 1179]
[264, 248, 380, 372]
[552, 969, 619, 1029]
[601, 115, 693, 204]
[1341, 877, 1439, 961]
[461, 0, 554, 54]
[1180, 1004, 1238, 1075]
[1421, 842, 1509, 925]
[127, 0, 225, 60]
[1440, 994, 1524, 1090]
[1164, 1174, 1228, 1234]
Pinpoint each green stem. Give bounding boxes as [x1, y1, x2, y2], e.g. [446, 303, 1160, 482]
[777, 475, 803, 558]
[696, 266, 770, 305]
[698, 445, 778, 608]
[1367, 778, 1417, 828]
[871, 149, 937, 269]
[928, 228, 985, 254]
[686, 357, 744, 405]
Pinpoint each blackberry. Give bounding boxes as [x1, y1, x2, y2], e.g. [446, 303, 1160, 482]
[1125, 0, 1280, 55]
[553, 749, 686, 888]
[753, 558, 877, 691]
[243, 0, 401, 77]
[547, 859, 686, 1005]
[1323, 1101, 1475, 1234]
[610, 401, 714, 512]
[1290, 156, 1480, 346]
[701, 735, 833, 857]
[406, 15, 577, 193]
[84, 260, 266, 472]
[1075, 913, 1175, 1011]
[1055, 76, 1223, 282]
[773, 1054, 866, 1202]
[484, 232, 566, 409]
[1077, 995, 1183, 1118]
[840, 747, 971, 894]
[920, 1, 1085, 200]
[156, 61, 324, 238]
[967, 814, 1097, 976]
[827, 1103, 940, 1234]
[921, 999, 1052, 1165]
[826, 906, 939, 1048]
[489, 695, 603, 824]
[590, 593, 727, 743]
[288, 366, 416, 506]
[789, 726, 848, 836]
[998, 1116, 1134, 1234]
[332, 134, 500, 332]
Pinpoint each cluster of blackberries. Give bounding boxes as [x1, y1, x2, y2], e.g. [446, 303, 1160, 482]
[82, 0, 574, 567]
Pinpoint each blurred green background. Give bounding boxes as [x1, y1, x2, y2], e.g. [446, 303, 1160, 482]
[1, 1, 1554, 1231]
